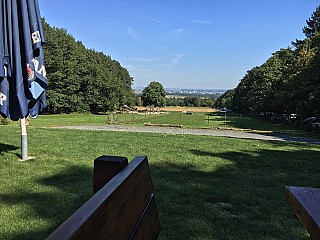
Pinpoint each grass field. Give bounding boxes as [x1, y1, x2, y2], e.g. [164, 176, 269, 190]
[13, 111, 307, 134]
[1, 113, 319, 239]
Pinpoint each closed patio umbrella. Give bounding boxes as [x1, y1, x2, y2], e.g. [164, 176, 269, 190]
[0, 0, 47, 160]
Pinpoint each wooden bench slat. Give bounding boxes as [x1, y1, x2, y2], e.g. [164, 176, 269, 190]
[129, 194, 161, 240]
[285, 186, 320, 240]
[48, 156, 159, 240]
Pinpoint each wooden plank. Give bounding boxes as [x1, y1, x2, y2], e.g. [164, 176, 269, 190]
[47, 156, 154, 240]
[129, 194, 161, 240]
[285, 186, 320, 239]
[93, 156, 128, 194]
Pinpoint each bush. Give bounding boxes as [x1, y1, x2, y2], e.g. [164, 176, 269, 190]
[0, 116, 10, 125]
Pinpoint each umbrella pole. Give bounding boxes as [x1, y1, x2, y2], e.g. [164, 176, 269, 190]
[20, 117, 28, 161]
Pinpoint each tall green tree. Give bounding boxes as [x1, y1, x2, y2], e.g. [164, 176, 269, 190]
[229, 5, 320, 119]
[286, 6, 320, 118]
[41, 19, 134, 114]
[303, 6, 320, 38]
[288, 37, 320, 118]
[141, 81, 166, 107]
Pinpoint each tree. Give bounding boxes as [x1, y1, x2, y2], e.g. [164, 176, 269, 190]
[41, 19, 134, 114]
[223, 5, 320, 122]
[230, 47, 296, 114]
[303, 6, 320, 38]
[214, 89, 234, 109]
[135, 96, 143, 106]
[201, 98, 214, 108]
[287, 37, 320, 118]
[141, 81, 166, 107]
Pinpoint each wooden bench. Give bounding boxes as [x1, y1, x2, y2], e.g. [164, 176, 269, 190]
[47, 155, 161, 240]
[285, 186, 320, 240]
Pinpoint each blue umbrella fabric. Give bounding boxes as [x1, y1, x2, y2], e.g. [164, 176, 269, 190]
[0, 0, 47, 121]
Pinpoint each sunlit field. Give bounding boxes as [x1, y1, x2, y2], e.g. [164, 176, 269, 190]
[7, 111, 308, 134]
[1, 112, 319, 239]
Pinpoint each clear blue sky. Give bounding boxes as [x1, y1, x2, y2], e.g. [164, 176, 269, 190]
[39, 0, 319, 90]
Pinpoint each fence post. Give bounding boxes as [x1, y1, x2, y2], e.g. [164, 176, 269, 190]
[93, 156, 128, 194]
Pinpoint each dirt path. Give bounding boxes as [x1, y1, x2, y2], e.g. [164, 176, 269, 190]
[54, 125, 320, 144]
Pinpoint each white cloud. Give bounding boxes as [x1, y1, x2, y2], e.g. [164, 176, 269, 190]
[173, 28, 185, 33]
[153, 54, 184, 68]
[171, 54, 184, 65]
[193, 20, 211, 25]
[128, 57, 154, 63]
[148, 17, 168, 26]
[124, 53, 184, 78]
[126, 27, 143, 40]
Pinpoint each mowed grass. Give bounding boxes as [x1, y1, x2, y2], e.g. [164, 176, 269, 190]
[1, 121, 320, 239]
[15, 111, 306, 134]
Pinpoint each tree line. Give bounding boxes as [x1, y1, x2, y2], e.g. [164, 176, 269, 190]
[133, 81, 215, 108]
[136, 81, 216, 108]
[42, 19, 134, 114]
[215, 6, 320, 121]
[166, 96, 215, 108]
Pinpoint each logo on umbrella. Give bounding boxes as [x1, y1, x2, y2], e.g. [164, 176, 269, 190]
[26, 64, 35, 81]
[0, 92, 7, 106]
[32, 31, 41, 44]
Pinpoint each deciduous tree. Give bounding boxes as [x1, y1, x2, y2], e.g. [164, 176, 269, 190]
[141, 81, 166, 107]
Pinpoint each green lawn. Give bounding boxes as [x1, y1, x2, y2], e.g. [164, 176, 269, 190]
[11, 112, 307, 134]
[1, 118, 319, 239]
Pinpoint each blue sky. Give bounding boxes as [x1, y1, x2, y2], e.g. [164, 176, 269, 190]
[39, 0, 319, 90]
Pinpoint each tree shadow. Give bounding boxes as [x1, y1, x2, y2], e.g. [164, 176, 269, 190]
[0, 165, 92, 240]
[0, 143, 18, 155]
[1, 143, 318, 239]
[208, 113, 286, 131]
[248, 132, 320, 145]
[150, 145, 319, 240]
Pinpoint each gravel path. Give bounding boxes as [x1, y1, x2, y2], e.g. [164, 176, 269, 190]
[54, 125, 320, 144]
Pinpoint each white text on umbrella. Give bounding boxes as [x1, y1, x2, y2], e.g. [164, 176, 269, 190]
[31, 58, 46, 79]
[0, 92, 7, 105]
[32, 31, 41, 44]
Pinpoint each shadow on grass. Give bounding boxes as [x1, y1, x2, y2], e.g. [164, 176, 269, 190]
[151, 145, 319, 240]
[0, 143, 18, 155]
[248, 132, 320, 145]
[1, 142, 319, 240]
[208, 113, 289, 131]
[0, 165, 92, 240]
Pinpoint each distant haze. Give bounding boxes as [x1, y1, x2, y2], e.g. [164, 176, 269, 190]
[135, 87, 226, 97]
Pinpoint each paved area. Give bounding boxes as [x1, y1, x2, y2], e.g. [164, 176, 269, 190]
[54, 125, 320, 144]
